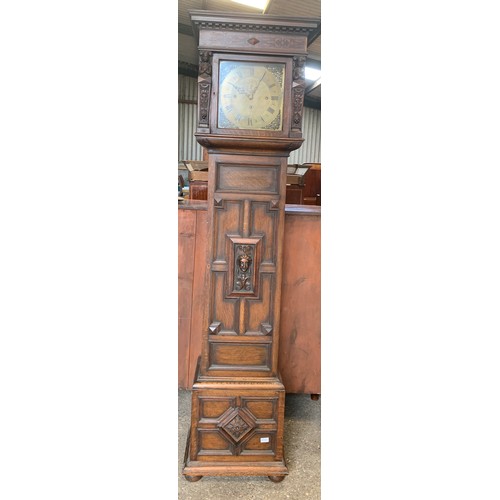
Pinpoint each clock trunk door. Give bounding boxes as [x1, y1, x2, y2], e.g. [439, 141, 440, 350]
[200, 152, 287, 379]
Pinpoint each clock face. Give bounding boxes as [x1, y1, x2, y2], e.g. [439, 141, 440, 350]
[217, 61, 285, 131]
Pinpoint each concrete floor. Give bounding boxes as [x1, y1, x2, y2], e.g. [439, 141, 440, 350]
[178, 389, 321, 499]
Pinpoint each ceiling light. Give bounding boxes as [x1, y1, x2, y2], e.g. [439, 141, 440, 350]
[305, 67, 321, 82]
[231, 0, 269, 11]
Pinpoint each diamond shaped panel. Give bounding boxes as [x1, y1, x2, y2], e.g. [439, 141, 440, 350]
[218, 407, 256, 444]
[225, 415, 249, 440]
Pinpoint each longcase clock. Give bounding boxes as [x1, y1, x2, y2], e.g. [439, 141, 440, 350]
[182, 11, 320, 483]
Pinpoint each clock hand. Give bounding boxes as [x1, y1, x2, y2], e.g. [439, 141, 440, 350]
[250, 72, 266, 98]
[227, 81, 250, 96]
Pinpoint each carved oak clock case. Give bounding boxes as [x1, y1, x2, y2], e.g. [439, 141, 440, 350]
[182, 11, 320, 483]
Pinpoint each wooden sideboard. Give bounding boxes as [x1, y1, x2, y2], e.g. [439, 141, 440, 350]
[302, 163, 321, 206]
[178, 199, 321, 395]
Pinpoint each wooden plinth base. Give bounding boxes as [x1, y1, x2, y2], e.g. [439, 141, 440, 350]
[183, 430, 288, 481]
[183, 362, 288, 481]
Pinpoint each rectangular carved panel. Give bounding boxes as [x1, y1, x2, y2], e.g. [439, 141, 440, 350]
[199, 31, 307, 55]
[240, 432, 276, 455]
[225, 237, 262, 299]
[246, 274, 273, 334]
[209, 342, 271, 369]
[199, 397, 235, 420]
[250, 201, 278, 263]
[213, 200, 243, 261]
[217, 164, 279, 194]
[233, 243, 255, 293]
[242, 398, 277, 421]
[198, 430, 232, 455]
[211, 272, 238, 334]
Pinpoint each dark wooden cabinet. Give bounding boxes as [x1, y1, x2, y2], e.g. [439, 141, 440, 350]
[187, 180, 209, 200]
[302, 163, 321, 205]
[185, 162, 209, 200]
[182, 11, 320, 483]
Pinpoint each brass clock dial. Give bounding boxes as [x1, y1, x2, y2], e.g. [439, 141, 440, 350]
[217, 61, 285, 131]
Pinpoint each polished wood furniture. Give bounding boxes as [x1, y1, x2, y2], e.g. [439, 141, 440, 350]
[183, 161, 209, 200]
[182, 11, 320, 482]
[178, 200, 320, 395]
[302, 163, 321, 205]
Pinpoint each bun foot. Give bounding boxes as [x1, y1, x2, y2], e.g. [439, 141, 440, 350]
[184, 475, 203, 482]
[268, 475, 285, 483]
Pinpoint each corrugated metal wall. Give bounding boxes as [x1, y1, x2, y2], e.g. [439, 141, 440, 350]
[178, 76, 203, 161]
[178, 75, 320, 163]
[289, 106, 321, 164]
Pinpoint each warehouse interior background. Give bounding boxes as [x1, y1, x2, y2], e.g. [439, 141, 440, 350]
[2, 1, 500, 499]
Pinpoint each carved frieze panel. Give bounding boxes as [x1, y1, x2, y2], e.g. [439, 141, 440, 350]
[194, 19, 313, 35]
[198, 30, 307, 55]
